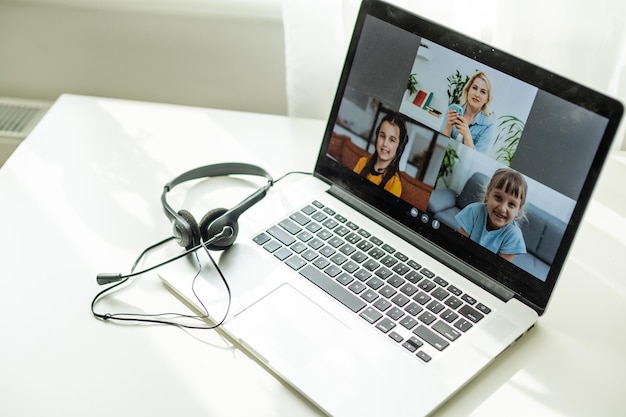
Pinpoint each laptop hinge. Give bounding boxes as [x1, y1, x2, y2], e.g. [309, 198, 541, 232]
[328, 185, 516, 303]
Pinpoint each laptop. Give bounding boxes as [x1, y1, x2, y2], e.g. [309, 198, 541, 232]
[159, 0, 623, 415]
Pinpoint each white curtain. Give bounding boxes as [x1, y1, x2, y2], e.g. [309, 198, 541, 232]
[283, 0, 626, 150]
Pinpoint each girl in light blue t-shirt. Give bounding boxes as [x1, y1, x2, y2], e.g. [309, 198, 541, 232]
[455, 168, 527, 262]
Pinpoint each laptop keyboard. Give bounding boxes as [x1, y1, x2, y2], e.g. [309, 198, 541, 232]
[252, 200, 491, 363]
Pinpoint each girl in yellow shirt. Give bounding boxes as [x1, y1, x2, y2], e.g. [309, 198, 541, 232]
[353, 112, 408, 197]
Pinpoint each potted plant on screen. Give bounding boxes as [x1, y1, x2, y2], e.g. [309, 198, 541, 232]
[494, 115, 525, 165]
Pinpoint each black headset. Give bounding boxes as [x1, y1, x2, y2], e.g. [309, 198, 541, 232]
[92, 162, 275, 328]
[161, 162, 274, 251]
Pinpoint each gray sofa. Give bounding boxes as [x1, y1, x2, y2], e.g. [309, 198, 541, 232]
[427, 172, 566, 281]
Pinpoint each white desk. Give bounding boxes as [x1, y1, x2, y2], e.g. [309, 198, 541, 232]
[1, 94, 625, 416]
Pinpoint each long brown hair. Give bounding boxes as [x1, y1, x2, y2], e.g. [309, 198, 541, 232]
[359, 112, 408, 189]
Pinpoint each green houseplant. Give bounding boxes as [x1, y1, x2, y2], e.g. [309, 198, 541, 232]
[406, 73, 418, 96]
[446, 70, 469, 105]
[494, 115, 525, 165]
[437, 144, 460, 188]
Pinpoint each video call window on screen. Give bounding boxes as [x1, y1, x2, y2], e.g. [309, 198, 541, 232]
[325, 15, 610, 283]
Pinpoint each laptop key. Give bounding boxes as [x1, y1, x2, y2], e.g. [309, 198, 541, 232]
[418, 311, 436, 325]
[389, 331, 404, 343]
[279, 218, 302, 235]
[394, 252, 408, 262]
[405, 270, 422, 284]
[433, 276, 448, 287]
[267, 225, 296, 246]
[312, 211, 327, 222]
[306, 222, 322, 233]
[444, 296, 463, 309]
[476, 303, 492, 314]
[253, 232, 271, 245]
[360, 307, 383, 324]
[427, 300, 445, 314]
[441, 309, 459, 323]
[291, 242, 307, 254]
[418, 279, 436, 292]
[299, 265, 366, 313]
[413, 291, 432, 305]
[381, 244, 395, 253]
[301, 249, 318, 262]
[386, 307, 405, 320]
[404, 302, 423, 316]
[402, 336, 423, 352]
[432, 287, 449, 301]
[348, 281, 366, 294]
[323, 218, 339, 230]
[334, 225, 350, 237]
[301, 204, 317, 215]
[360, 289, 379, 303]
[448, 285, 463, 296]
[454, 318, 473, 332]
[313, 257, 330, 269]
[342, 261, 359, 273]
[334, 214, 347, 223]
[345, 232, 361, 244]
[339, 244, 356, 256]
[357, 240, 374, 251]
[461, 294, 477, 305]
[400, 283, 418, 297]
[353, 269, 371, 281]
[350, 251, 368, 263]
[274, 247, 292, 261]
[376, 318, 396, 333]
[345, 221, 359, 230]
[336, 273, 354, 286]
[297, 231, 314, 242]
[285, 255, 306, 271]
[432, 320, 462, 341]
[373, 298, 392, 312]
[413, 325, 449, 351]
[368, 247, 386, 259]
[407, 260, 421, 270]
[400, 316, 418, 330]
[263, 240, 281, 253]
[458, 305, 484, 323]
[387, 275, 405, 288]
[289, 211, 310, 226]
[324, 265, 342, 278]
[420, 268, 435, 278]
[392, 263, 410, 275]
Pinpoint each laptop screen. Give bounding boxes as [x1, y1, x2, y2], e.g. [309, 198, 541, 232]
[315, 0, 623, 313]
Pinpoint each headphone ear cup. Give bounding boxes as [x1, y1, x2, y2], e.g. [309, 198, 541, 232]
[199, 207, 238, 250]
[176, 209, 200, 250]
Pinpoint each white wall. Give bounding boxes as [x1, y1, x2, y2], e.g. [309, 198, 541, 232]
[0, 0, 288, 115]
[2, 0, 625, 152]
[284, 0, 626, 149]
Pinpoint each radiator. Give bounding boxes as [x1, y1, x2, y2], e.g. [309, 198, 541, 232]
[0, 97, 51, 166]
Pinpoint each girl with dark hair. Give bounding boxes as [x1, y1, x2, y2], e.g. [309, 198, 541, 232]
[353, 112, 408, 197]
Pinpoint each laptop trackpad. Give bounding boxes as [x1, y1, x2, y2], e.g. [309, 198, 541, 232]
[230, 284, 352, 373]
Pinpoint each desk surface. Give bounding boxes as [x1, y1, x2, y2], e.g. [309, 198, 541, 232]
[1, 95, 625, 417]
